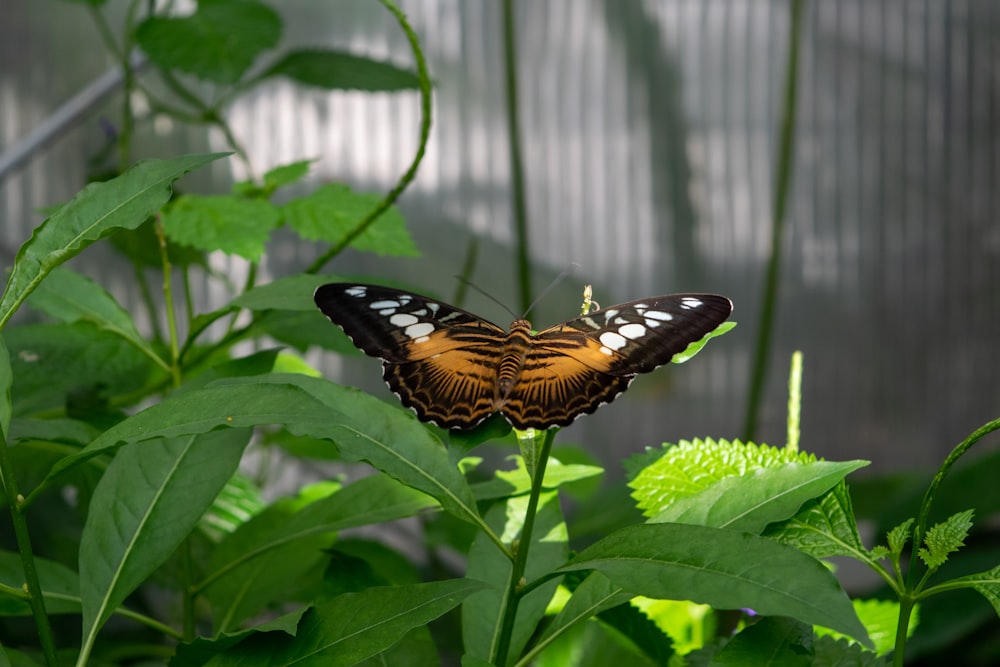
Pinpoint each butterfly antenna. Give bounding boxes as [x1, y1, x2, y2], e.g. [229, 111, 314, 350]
[453, 276, 519, 321]
[523, 263, 579, 318]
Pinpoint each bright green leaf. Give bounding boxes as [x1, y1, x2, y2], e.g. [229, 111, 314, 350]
[672, 320, 736, 363]
[263, 160, 315, 190]
[816, 598, 918, 657]
[262, 49, 420, 91]
[762, 482, 868, 560]
[561, 523, 871, 645]
[135, 0, 281, 84]
[161, 194, 281, 261]
[918, 509, 975, 569]
[284, 184, 418, 257]
[885, 518, 915, 557]
[0, 153, 226, 328]
[471, 456, 604, 500]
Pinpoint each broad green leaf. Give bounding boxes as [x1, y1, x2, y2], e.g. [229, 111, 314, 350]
[206, 474, 437, 632]
[462, 492, 567, 664]
[135, 0, 281, 84]
[919, 509, 974, 569]
[233, 274, 339, 312]
[0, 153, 225, 328]
[205, 580, 486, 667]
[26, 267, 162, 368]
[180, 348, 283, 393]
[816, 598, 917, 657]
[946, 563, 1000, 617]
[40, 375, 480, 529]
[0, 550, 80, 616]
[630, 439, 816, 518]
[0, 334, 10, 438]
[560, 523, 870, 645]
[262, 49, 420, 91]
[5, 322, 162, 417]
[78, 429, 250, 643]
[471, 456, 604, 500]
[649, 460, 868, 534]
[263, 160, 314, 190]
[763, 482, 868, 560]
[161, 194, 281, 261]
[528, 573, 638, 663]
[173, 608, 308, 666]
[284, 184, 419, 257]
[8, 417, 98, 446]
[712, 616, 814, 666]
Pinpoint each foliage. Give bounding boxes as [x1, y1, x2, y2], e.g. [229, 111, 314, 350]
[1, 1, 998, 666]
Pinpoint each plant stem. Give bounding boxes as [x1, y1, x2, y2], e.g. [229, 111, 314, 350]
[501, 0, 532, 315]
[492, 429, 556, 666]
[892, 595, 916, 667]
[0, 432, 60, 667]
[155, 216, 182, 388]
[742, 0, 804, 442]
[306, 0, 433, 274]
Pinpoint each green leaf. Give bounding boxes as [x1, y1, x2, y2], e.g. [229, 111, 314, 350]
[233, 274, 339, 312]
[108, 217, 207, 269]
[762, 482, 868, 560]
[262, 49, 420, 91]
[530, 573, 644, 663]
[462, 492, 567, 664]
[263, 160, 314, 190]
[5, 322, 162, 417]
[199, 472, 267, 542]
[471, 456, 604, 500]
[812, 635, 890, 666]
[649, 460, 868, 534]
[816, 598, 918, 657]
[671, 320, 736, 363]
[161, 194, 281, 261]
[0, 153, 226, 328]
[205, 580, 486, 666]
[918, 509, 975, 569]
[630, 439, 816, 516]
[0, 550, 80, 616]
[945, 563, 1000, 618]
[560, 523, 871, 645]
[712, 616, 814, 666]
[886, 518, 915, 556]
[284, 184, 419, 256]
[173, 608, 309, 666]
[40, 375, 480, 529]
[206, 474, 436, 632]
[79, 428, 250, 644]
[26, 267, 163, 368]
[135, 0, 281, 84]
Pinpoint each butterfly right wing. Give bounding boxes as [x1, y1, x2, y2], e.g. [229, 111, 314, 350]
[314, 283, 506, 429]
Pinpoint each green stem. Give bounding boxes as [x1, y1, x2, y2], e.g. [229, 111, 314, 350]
[501, 0, 532, 314]
[154, 217, 182, 388]
[306, 0, 433, 274]
[0, 431, 60, 666]
[492, 429, 556, 666]
[892, 595, 917, 667]
[741, 0, 804, 442]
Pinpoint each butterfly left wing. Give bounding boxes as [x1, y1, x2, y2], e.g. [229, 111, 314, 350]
[314, 283, 508, 429]
[500, 293, 732, 429]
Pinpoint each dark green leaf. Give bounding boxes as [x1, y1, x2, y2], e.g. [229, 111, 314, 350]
[79, 428, 250, 643]
[713, 617, 814, 666]
[0, 153, 225, 328]
[561, 523, 871, 645]
[0, 550, 80, 616]
[284, 184, 418, 256]
[0, 334, 10, 438]
[109, 217, 206, 268]
[161, 194, 281, 261]
[205, 580, 486, 667]
[26, 267, 163, 367]
[763, 482, 867, 560]
[135, 0, 281, 84]
[262, 49, 419, 91]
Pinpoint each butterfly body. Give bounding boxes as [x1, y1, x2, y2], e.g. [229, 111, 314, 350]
[315, 283, 731, 431]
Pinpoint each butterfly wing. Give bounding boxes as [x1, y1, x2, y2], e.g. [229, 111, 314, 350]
[501, 294, 732, 429]
[314, 283, 507, 429]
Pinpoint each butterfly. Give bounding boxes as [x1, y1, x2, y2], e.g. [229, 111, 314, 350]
[314, 283, 732, 431]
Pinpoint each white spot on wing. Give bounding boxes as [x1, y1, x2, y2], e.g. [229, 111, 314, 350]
[370, 300, 400, 310]
[680, 297, 703, 309]
[427, 303, 440, 314]
[618, 323, 647, 340]
[602, 309, 619, 322]
[405, 322, 435, 339]
[346, 286, 366, 297]
[644, 310, 673, 321]
[599, 331, 627, 351]
[390, 313, 418, 327]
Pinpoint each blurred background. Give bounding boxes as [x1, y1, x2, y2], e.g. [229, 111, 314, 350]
[1, 0, 997, 478]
